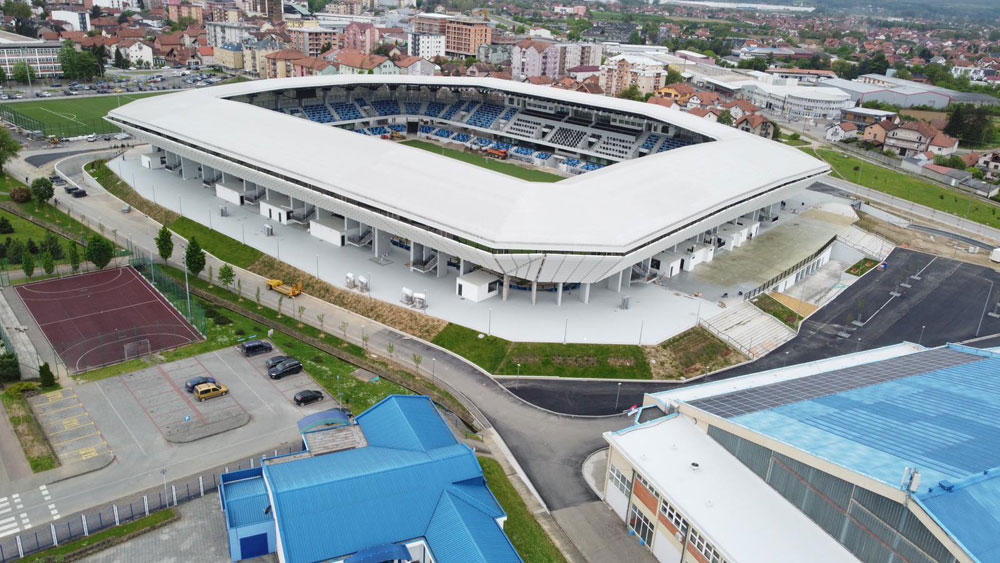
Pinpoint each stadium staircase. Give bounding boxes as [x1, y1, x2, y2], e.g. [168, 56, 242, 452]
[701, 301, 796, 360]
[412, 253, 438, 274]
[836, 226, 895, 261]
[347, 230, 373, 248]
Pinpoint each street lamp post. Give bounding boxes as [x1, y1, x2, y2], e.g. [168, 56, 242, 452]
[488, 308, 492, 336]
[615, 382, 622, 412]
[432, 358, 436, 383]
[516, 363, 520, 389]
[919, 325, 926, 346]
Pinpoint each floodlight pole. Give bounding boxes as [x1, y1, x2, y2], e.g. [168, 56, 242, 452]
[615, 382, 622, 412]
[919, 325, 925, 346]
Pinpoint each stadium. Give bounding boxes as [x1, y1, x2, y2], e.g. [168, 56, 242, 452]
[106, 75, 828, 309]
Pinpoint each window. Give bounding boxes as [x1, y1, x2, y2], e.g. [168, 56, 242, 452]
[689, 529, 727, 563]
[659, 498, 689, 536]
[634, 473, 660, 499]
[609, 464, 631, 496]
[628, 504, 654, 549]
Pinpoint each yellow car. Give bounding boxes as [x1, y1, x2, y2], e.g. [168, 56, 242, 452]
[193, 382, 229, 401]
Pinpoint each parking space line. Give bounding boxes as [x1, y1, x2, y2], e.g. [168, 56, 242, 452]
[97, 380, 150, 455]
[156, 365, 208, 424]
[211, 352, 276, 414]
[50, 421, 94, 436]
[51, 431, 100, 447]
[38, 403, 85, 416]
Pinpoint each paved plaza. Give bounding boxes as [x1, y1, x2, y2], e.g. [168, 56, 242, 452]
[110, 152, 852, 345]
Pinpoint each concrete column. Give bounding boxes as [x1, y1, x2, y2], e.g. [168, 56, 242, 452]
[624, 267, 633, 288]
[502, 275, 510, 301]
[606, 270, 622, 292]
[581, 282, 591, 304]
[531, 281, 537, 305]
[409, 244, 416, 271]
[459, 258, 468, 275]
[557, 282, 563, 306]
[374, 228, 391, 257]
[437, 252, 451, 278]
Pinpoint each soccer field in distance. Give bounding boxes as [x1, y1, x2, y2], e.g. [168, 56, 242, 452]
[0, 93, 161, 135]
[401, 139, 565, 183]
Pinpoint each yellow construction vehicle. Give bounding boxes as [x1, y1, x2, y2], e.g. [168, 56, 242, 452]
[266, 279, 303, 297]
[390, 131, 405, 140]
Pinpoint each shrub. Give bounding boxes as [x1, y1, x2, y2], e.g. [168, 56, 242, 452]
[38, 362, 55, 388]
[9, 186, 30, 203]
[0, 353, 20, 382]
[0, 217, 12, 234]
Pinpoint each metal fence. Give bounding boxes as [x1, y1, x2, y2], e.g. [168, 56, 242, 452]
[0, 443, 305, 562]
[128, 251, 207, 334]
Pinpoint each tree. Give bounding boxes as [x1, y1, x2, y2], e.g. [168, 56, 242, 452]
[12, 61, 35, 84]
[717, 110, 734, 126]
[0, 127, 21, 174]
[40, 251, 54, 275]
[665, 68, 683, 86]
[85, 235, 114, 269]
[412, 353, 422, 371]
[616, 84, 644, 102]
[42, 233, 63, 259]
[737, 57, 768, 71]
[0, 217, 12, 234]
[9, 186, 29, 203]
[255, 287, 261, 309]
[67, 242, 80, 272]
[89, 4, 102, 18]
[22, 250, 33, 279]
[934, 154, 968, 169]
[218, 263, 234, 288]
[29, 178, 53, 208]
[114, 49, 129, 70]
[0, 67, 6, 83]
[319, 41, 332, 54]
[184, 237, 206, 277]
[317, 313, 325, 336]
[155, 225, 174, 263]
[6, 239, 22, 264]
[38, 362, 55, 388]
[628, 30, 642, 45]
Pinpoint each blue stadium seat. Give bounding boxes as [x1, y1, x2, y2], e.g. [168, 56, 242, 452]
[641, 134, 661, 151]
[388, 124, 406, 132]
[424, 102, 445, 117]
[372, 100, 401, 116]
[331, 102, 363, 121]
[499, 107, 518, 121]
[453, 133, 471, 143]
[466, 103, 504, 129]
[301, 104, 335, 124]
[535, 152, 552, 160]
[368, 126, 389, 136]
[404, 101, 422, 115]
[419, 125, 435, 134]
[434, 128, 454, 139]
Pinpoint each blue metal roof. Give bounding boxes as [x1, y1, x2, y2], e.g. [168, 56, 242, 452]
[917, 470, 1000, 563]
[426, 491, 521, 563]
[222, 477, 271, 528]
[262, 396, 521, 563]
[712, 345, 1000, 563]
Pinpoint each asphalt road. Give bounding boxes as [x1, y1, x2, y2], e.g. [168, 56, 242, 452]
[907, 224, 997, 250]
[506, 248, 1000, 414]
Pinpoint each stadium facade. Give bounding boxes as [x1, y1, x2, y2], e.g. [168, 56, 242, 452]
[107, 76, 828, 304]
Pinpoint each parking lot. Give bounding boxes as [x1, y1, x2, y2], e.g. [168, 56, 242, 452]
[28, 388, 112, 465]
[60, 343, 334, 478]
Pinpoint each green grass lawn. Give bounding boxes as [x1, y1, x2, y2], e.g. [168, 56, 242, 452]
[1, 92, 161, 136]
[752, 293, 803, 330]
[20, 508, 176, 562]
[401, 140, 564, 183]
[1, 383, 59, 472]
[478, 456, 567, 563]
[432, 323, 652, 379]
[648, 326, 746, 380]
[169, 217, 263, 269]
[846, 257, 880, 277]
[808, 148, 1000, 229]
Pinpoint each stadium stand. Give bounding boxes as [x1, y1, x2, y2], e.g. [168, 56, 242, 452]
[492, 141, 512, 151]
[424, 101, 445, 117]
[535, 152, 552, 160]
[513, 146, 533, 156]
[506, 117, 544, 138]
[331, 102, 363, 121]
[434, 128, 454, 139]
[419, 125, 435, 134]
[372, 100, 401, 116]
[388, 124, 406, 132]
[593, 135, 637, 160]
[440, 102, 463, 120]
[473, 137, 492, 147]
[641, 134, 661, 151]
[404, 101, 423, 115]
[466, 103, 505, 129]
[453, 133, 471, 143]
[658, 137, 692, 152]
[368, 126, 389, 136]
[549, 127, 586, 148]
[302, 104, 335, 124]
[499, 107, 518, 122]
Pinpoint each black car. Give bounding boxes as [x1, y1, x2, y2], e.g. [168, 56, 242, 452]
[71, 189, 87, 198]
[268, 358, 302, 379]
[265, 355, 291, 370]
[185, 375, 217, 393]
[239, 340, 272, 357]
[294, 390, 323, 406]
[63, 185, 79, 194]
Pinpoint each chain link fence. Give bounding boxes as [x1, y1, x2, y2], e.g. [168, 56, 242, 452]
[0, 105, 121, 139]
[129, 251, 207, 334]
[0, 443, 305, 562]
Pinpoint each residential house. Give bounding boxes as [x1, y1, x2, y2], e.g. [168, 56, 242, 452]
[334, 49, 397, 74]
[600, 54, 668, 97]
[977, 150, 1000, 181]
[409, 33, 445, 60]
[394, 55, 435, 76]
[266, 49, 306, 78]
[117, 39, 155, 68]
[196, 46, 215, 66]
[655, 83, 696, 105]
[511, 39, 558, 82]
[736, 114, 776, 139]
[884, 121, 941, 157]
[862, 119, 897, 146]
[343, 22, 380, 54]
[167, 0, 204, 24]
[646, 96, 679, 111]
[825, 122, 859, 142]
[687, 107, 718, 122]
[464, 62, 494, 77]
[928, 132, 959, 156]
[721, 99, 759, 122]
[214, 42, 243, 71]
[292, 56, 336, 76]
[242, 39, 281, 78]
[686, 91, 720, 110]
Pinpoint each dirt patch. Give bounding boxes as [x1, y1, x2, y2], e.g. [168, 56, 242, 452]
[248, 255, 447, 341]
[551, 356, 598, 367]
[606, 357, 635, 367]
[644, 327, 746, 380]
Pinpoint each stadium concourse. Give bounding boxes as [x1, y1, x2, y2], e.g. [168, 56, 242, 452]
[105, 76, 834, 344]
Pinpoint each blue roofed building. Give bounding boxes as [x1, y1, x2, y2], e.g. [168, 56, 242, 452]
[605, 342, 1000, 563]
[219, 395, 521, 563]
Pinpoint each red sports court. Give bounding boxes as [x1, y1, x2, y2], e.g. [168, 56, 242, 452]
[15, 266, 203, 373]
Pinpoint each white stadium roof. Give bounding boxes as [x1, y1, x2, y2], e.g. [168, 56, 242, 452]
[108, 75, 828, 253]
